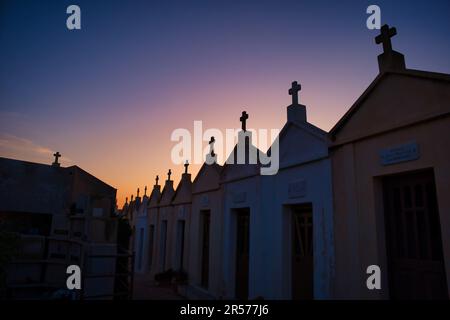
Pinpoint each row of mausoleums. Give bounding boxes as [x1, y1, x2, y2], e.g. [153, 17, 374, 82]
[122, 25, 450, 300]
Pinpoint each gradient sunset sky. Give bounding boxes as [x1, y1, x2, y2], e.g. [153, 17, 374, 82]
[1, 0, 450, 207]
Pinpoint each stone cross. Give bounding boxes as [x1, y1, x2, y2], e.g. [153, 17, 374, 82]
[375, 24, 397, 53]
[53, 152, 61, 166]
[155, 175, 159, 185]
[168, 169, 172, 180]
[240, 111, 249, 131]
[184, 160, 189, 174]
[288, 81, 301, 105]
[209, 136, 216, 157]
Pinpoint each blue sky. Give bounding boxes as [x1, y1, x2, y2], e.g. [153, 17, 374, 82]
[1, 0, 449, 204]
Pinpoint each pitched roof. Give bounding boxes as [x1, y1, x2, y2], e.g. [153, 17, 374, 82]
[220, 137, 265, 183]
[159, 181, 175, 207]
[192, 162, 223, 194]
[329, 69, 450, 138]
[148, 186, 161, 208]
[172, 175, 193, 205]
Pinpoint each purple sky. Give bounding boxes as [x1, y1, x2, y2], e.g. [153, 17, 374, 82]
[1, 0, 449, 205]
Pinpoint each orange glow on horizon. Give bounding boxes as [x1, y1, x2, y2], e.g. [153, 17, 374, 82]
[0, 84, 361, 209]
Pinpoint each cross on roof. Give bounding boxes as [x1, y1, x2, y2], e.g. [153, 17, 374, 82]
[144, 186, 147, 196]
[167, 169, 172, 180]
[53, 152, 61, 166]
[375, 24, 397, 53]
[288, 81, 301, 105]
[209, 136, 216, 157]
[240, 111, 249, 131]
[184, 160, 189, 174]
[155, 175, 159, 185]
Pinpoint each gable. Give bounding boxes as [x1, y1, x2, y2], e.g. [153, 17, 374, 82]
[138, 196, 148, 212]
[159, 185, 175, 206]
[192, 163, 222, 194]
[147, 185, 161, 207]
[172, 178, 192, 204]
[220, 142, 262, 183]
[331, 71, 450, 145]
[277, 122, 329, 169]
[148, 188, 161, 207]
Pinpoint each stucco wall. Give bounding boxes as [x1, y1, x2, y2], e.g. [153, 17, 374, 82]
[332, 116, 450, 299]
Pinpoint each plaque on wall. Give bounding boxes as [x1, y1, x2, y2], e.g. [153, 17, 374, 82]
[288, 179, 306, 198]
[380, 142, 420, 165]
[233, 192, 246, 203]
[201, 195, 209, 207]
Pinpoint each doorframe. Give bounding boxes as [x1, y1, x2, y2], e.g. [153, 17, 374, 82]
[137, 227, 144, 271]
[159, 220, 168, 272]
[372, 176, 390, 299]
[199, 209, 211, 289]
[281, 205, 293, 299]
[174, 219, 186, 271]
[282, 202, 314, 299]
[230, 207, 250, 299]
[378, 167, 448, 299]
[148, 224, 155, 271]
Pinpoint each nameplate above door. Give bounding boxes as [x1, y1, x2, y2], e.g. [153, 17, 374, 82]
[233, 192, 246, 203]
[380, 142, 420, 166]
[201, 195, 209, 207]
[288, 179, 306, 198]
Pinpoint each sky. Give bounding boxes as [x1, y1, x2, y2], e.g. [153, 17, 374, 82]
[1, 0, 450, 207]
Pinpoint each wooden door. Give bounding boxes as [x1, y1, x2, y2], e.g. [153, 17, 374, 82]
[235, 209, 250, 299]
[292, 204, 313, 300]
[201, 211, 211, 288]
[175, 220, 186, 271]
[148, 225, 155, 269]
[383, 170, 448, 299]
[138, 228, 144, 270]
[159, 220, 167, 271]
